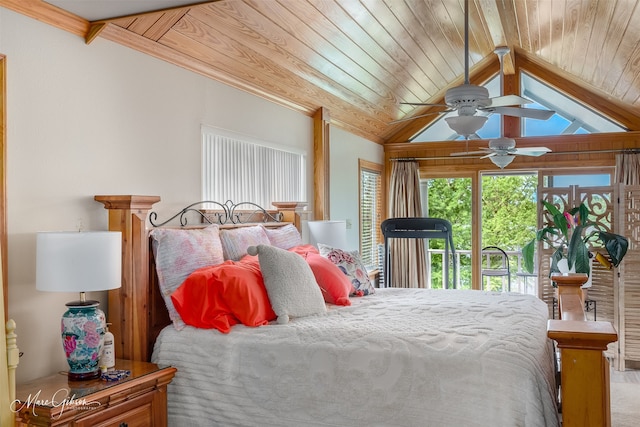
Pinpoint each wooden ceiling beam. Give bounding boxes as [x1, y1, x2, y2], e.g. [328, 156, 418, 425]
[384, 131, 640, 173]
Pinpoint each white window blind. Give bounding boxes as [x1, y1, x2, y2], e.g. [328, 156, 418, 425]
[360, 163, 382, 269]
[202, 127, 306, 209]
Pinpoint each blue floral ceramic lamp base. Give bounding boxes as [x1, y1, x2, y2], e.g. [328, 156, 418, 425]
[61, 300, 106, 380]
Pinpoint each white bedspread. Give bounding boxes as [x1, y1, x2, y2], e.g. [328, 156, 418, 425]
[152, 288, 559, 427]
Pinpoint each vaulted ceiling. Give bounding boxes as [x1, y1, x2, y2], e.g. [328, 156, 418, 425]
[4, 0, 640, 145]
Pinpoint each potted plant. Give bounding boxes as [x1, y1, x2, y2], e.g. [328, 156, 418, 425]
[522, 201, 629, 278]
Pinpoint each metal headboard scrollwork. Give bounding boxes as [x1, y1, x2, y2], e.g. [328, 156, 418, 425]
[148, 200, 283, 227]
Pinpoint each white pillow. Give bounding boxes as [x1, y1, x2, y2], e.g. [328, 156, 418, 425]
[247, 245, 326, 324]
[262, 224, 302, 249]
[219, 225, 270, 261]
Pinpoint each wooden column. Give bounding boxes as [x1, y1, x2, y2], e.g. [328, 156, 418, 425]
[548, 320, 616, 427]
[552, 273, 589, 320]
[313, 107, 330, 220]
[94, 195, 160, 362]
[271, 202, 308, 232]
[548, 273, 617, 427]
[502, 72, 521, 138]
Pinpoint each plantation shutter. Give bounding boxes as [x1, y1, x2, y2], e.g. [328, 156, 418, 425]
[360, 167, 382, 268]
[202, 127, 305, 208]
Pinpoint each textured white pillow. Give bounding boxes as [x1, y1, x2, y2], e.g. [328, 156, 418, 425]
[247, 245, 326, 324]
[219, 225, 270, 261]
[262, 224, 302, 249]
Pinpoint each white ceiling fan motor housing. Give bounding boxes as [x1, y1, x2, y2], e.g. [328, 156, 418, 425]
[488, 137, 517, 151]
[445, 84, 490, 116]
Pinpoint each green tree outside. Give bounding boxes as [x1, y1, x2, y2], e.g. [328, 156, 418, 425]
[424, 174, 538, 290]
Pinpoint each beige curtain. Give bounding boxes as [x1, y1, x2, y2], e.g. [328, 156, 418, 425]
[387, 161, 428, 288]
[616, 153, 640, 184]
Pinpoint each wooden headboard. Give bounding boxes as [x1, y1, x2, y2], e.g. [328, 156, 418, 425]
[94, 195, 304, 362]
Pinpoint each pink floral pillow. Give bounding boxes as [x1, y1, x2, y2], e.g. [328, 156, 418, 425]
[318, 244, 375, 296]
[150, 226, 225, 329]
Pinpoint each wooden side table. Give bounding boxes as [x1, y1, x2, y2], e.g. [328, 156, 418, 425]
[13, 360, 176, 426]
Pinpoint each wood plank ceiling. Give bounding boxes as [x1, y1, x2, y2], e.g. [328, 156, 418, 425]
[7, 0, 640, 145]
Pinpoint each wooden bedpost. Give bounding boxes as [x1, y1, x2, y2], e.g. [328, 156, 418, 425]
[271, 202, 308, 232]
[547, 274, 617, 427]
[94, 195, 160, 362]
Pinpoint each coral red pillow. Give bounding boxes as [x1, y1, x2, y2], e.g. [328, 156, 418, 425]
[304, 252, 354, 306]
[288, 244, 320, 256]
[171, 260, 276, 333]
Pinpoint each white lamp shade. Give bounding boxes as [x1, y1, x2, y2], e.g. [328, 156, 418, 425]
[445, 115, 488, 137]
[490, 154, 515, 169]
[308, 220, 348, 249]
[36, 231, 122, 292]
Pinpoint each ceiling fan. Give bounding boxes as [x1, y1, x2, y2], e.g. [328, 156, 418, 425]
[450, 47, 552, 168]
[395, 0, 554, 137]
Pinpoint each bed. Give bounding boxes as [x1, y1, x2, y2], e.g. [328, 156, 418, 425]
[94, 195, 616, 427]
[153, 288, 558, 426]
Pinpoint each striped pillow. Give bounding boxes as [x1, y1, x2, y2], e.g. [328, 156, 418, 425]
[262, 224, 302, 249]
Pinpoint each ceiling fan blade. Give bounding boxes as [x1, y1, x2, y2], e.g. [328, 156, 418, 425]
[512, 147, 551, 157]
[450, 149, 490, 157]
[488, 94, 533, 107]
[389, 110, 453, 124]
[481, 106, 555, 120]
[481, 152, 497, 159]
[400, 102, 450, 107]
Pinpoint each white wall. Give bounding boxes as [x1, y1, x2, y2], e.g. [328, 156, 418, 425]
[330, 127, 384, 251]
[0, 8, 381, 382]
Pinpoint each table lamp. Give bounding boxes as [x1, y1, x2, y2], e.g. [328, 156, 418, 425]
[36, 231, 122, 380]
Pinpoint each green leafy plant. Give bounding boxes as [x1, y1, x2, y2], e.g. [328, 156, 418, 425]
[523, 201, 629, 276]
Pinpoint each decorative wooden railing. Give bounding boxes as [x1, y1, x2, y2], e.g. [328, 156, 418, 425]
[547, 273, 617, 427]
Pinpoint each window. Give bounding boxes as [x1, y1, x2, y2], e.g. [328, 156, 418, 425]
[521, 72, 624, 136]
[359, 160, 383, 269]
[202, 126, 306, 208]
[422, 177, 472, 289]
[542, 171, 612, 188]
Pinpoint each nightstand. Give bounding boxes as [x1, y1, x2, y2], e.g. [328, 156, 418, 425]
[14, 359, 176, 426]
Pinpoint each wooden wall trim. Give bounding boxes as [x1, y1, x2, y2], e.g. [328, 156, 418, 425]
[0, 54, 6, 321]
[0, 0, 89, 37]
[385, 132, 640, 173]
[313, 107, 330, 220]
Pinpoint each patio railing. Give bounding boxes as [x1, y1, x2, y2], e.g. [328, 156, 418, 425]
[421, 248, 538, 295]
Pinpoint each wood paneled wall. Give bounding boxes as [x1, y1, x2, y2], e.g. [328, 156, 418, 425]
[385, 132, 640, 174]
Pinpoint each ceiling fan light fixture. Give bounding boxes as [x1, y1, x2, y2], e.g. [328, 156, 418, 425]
[490, 154, 515, 169]
[445, 115, 488, 137]
[488, 137, 516, 151]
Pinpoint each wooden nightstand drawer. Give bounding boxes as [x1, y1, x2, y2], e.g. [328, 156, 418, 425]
[75, 391, 154, 427]
[15, 360, 176, 427]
